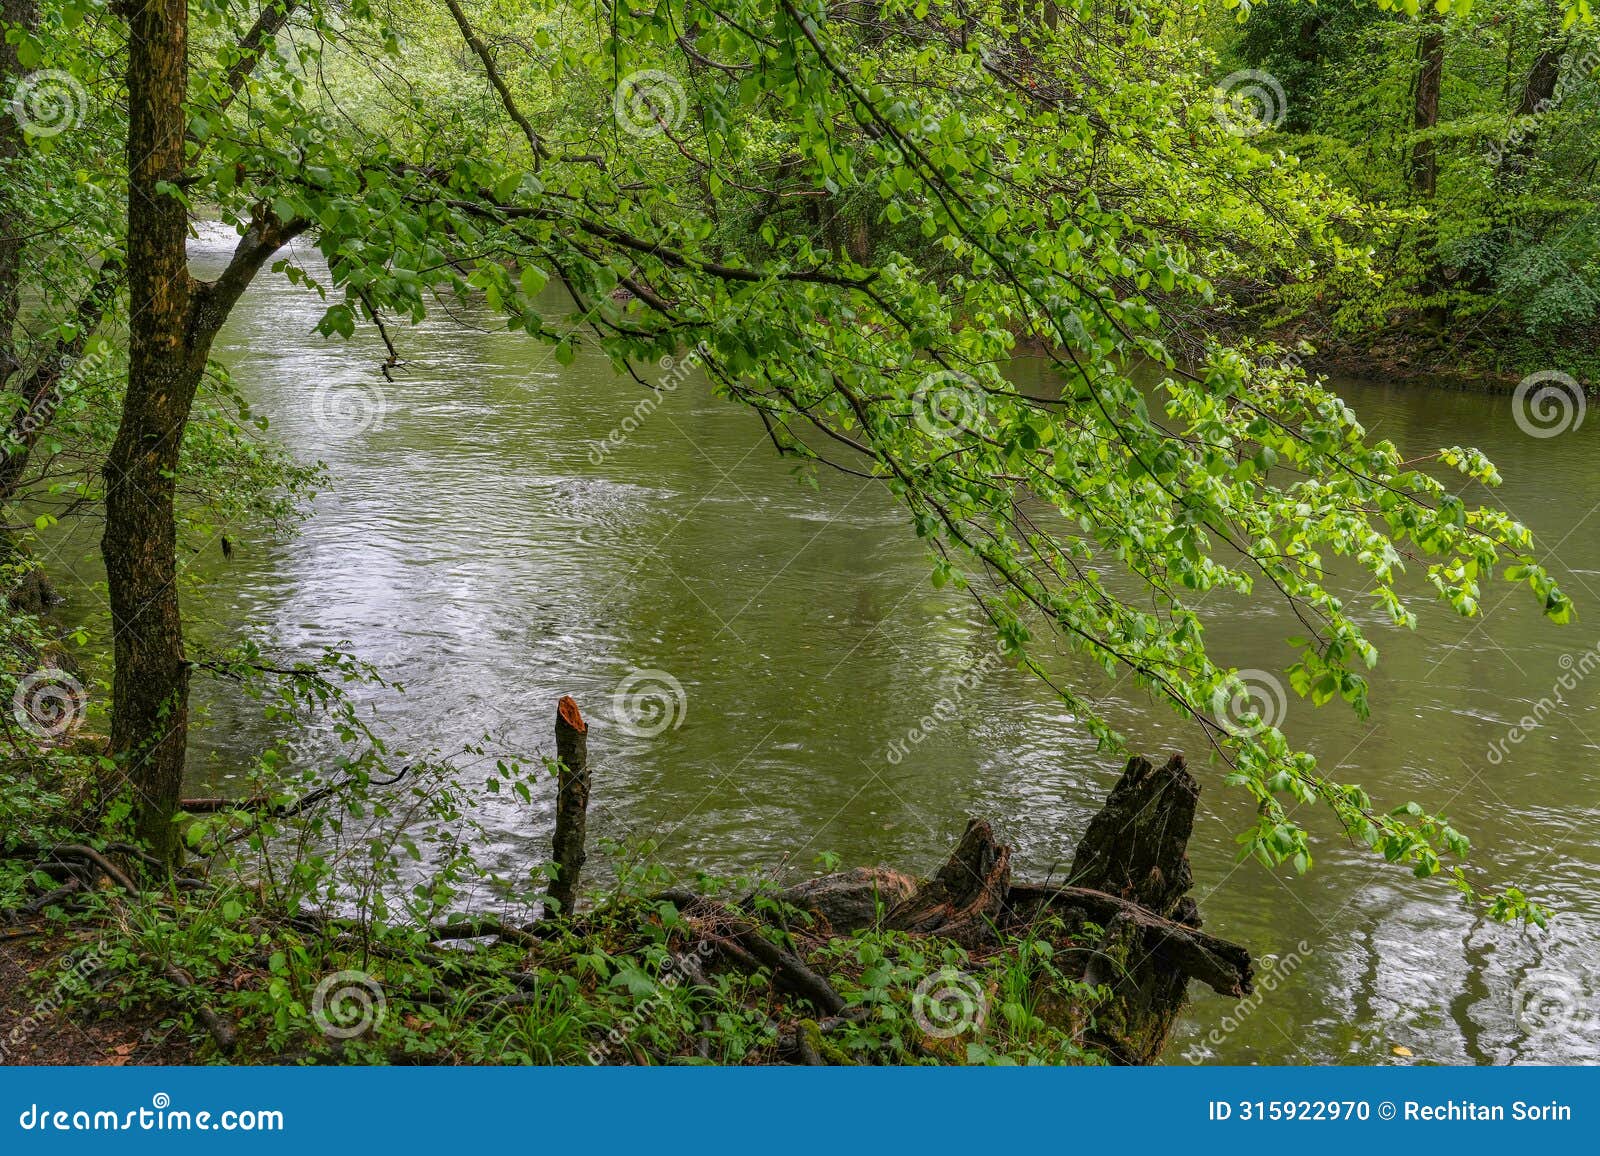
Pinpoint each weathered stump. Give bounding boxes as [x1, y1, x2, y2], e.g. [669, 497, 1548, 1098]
[1007, 752, 1247, 1063]
[764, 753, 1251, 1064]
[1069, 752, 1216, 1063]
[882, 817, 1011, 949]
[587, 751, 1251, 1064]
[544, 695, 590, 920]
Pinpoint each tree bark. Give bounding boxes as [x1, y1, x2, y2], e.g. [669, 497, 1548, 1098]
[106, 0, 202, 861]
[1496, 35, 1566, 184]
[544, 695, 590, 918]
[1411, 15, 1444, 200]
[883, 816, 1011, 948]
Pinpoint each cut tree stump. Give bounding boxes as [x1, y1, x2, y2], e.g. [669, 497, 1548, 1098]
[596, 752, 1252, 1064]
[544, 695, 590, 920]
[762, 753, 1250, 1064]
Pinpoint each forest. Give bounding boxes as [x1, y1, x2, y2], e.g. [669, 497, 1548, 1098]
[0, 0, 1596, 1067]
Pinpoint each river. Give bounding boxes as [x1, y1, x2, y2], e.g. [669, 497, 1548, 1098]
[43, 225, 1600, 1065]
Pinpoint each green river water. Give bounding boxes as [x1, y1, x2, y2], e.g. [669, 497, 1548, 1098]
[43, 225, 1600, 1065]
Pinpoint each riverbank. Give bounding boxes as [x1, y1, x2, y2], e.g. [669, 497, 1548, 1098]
[1299, 333, 1594, 394]
[0, 755, 1252, 1066]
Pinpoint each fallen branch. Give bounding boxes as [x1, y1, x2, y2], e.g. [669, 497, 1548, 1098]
[161, 963, 237, 1055]
[186, 764, 410, 822]
[655, 889, 845, 1016]
[428, 917, 543, 950]
[1005, 883, 1254, 997]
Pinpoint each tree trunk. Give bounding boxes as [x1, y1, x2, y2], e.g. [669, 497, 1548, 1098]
[1411, 15, 1444, 200]
[108, 1, 305, 860]
[1496, 36, 1566, 183]
[106, 0, 203, 861]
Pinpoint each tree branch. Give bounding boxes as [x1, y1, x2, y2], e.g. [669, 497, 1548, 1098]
[441, 0, 548, 168]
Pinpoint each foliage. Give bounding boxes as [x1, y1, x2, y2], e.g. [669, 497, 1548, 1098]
[1216, 0, 1600, 366]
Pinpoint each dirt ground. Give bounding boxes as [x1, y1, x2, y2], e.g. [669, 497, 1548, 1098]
[0, 923, 197, 1066]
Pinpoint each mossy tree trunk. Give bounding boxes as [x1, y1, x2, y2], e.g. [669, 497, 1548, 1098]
[110, 0, 302, 860]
